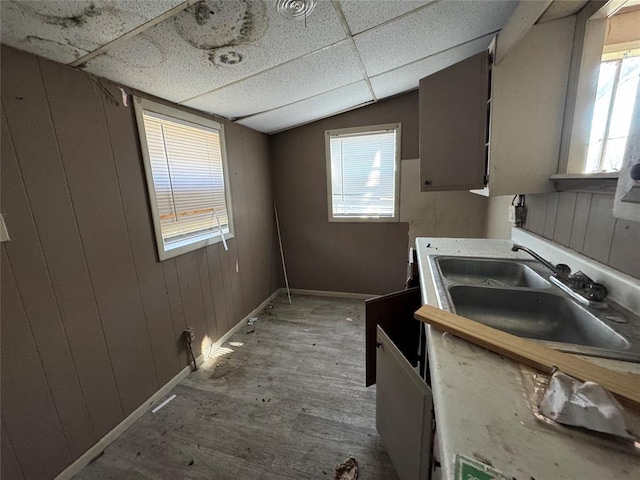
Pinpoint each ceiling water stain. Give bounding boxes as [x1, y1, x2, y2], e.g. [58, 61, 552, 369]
[36, 2, 102, 29]
[174, 0, 268, 63]
[209, 49, 244, 66]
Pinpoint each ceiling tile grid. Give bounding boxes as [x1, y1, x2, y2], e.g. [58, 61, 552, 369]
[340, 0, 435, 34]
[354, 0, 517, 76]
[0, 0, 524, 133]
[237, 80, 373, 132]
[369, 33, 494, 99]
[181, 40, 364, 118]
[82, 0, 348, 103]
[0, 0, 184, 64]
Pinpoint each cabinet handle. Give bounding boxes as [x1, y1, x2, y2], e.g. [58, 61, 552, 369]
[424, 180, 432, 186]
[376, 341, 382, 349]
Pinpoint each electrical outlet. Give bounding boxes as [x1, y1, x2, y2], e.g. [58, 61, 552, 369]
[508, 205, 526, 225]
[183, 327, 196, 344]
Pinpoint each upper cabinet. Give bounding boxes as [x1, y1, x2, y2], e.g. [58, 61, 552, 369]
[419, 51, 489, 191]
[419, 16, 576, 196]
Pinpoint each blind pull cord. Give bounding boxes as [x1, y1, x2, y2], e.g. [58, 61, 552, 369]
[213, 209, 229, 251]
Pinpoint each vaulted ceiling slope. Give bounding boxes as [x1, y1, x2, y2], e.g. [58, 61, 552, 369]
[1, 0, 518, 133]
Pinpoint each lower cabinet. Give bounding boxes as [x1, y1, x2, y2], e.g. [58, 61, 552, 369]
[376, 326, 433, 480]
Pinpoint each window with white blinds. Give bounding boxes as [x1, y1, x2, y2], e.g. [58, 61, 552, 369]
[326, 124, 401, 222]
[134, 97, 233, 260]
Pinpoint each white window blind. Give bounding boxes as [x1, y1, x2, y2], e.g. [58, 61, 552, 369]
[141, 109, 231, 255]
[328, 127, 399, 219]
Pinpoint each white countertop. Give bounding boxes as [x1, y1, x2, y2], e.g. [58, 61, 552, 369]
[416, 234, 640, 480]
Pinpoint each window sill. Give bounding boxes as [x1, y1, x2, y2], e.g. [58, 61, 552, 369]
[550, 173, 619, 195]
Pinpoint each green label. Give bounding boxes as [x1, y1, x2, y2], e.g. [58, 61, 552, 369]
[454, 454, 511, 480]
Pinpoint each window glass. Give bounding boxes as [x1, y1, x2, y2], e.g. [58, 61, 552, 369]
[326, 125, 400, 221]
[135, 99, 232, 260]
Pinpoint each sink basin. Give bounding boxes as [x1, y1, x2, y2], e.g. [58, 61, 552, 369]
[448, 286, 628, 350]
[436, 257, 549, 289]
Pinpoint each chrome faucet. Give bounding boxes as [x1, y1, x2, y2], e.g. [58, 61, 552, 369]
[511, 244, 608, 303]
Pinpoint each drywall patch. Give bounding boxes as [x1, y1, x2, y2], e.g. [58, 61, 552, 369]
[173, 0, 268, 50]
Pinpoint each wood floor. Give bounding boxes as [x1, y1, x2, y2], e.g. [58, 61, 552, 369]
[76, 294, 399, 479]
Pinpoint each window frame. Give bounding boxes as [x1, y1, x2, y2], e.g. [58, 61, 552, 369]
[133, 96, 235, 261]
[325, 123, 401, 223]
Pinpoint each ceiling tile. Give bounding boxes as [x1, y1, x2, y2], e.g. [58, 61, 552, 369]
[0, 0, 184, 63]
[181, 41, 363, 118]
[340, 0, 435, 35]
[370, 34, 493, 99]
[237, 81, 373, 133]
[354, 0, 517, 76]
[83, 0, 347, 103]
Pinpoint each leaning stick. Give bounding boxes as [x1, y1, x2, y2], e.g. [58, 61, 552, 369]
[274, 202, 292, 305]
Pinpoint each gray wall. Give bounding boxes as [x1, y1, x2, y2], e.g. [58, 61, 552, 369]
[1, 46, 278, 480]
[523, 191, 640, 278]
[269, 91, 487, 295]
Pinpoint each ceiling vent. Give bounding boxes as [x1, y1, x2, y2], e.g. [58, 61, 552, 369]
[275, 0, 317, 20]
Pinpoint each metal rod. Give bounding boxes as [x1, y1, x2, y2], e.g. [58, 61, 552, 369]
[274, 202, 292, 305]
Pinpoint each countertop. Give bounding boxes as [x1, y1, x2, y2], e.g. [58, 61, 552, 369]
[416, 234, 640, 480]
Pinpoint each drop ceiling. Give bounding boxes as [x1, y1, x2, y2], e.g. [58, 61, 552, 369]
[1, 0, 521, 133]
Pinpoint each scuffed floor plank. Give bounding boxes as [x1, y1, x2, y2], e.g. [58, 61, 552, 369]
[76, 294, 399, 479]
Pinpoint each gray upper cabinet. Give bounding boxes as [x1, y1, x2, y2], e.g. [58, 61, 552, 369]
[419, 51, 489, 192]
[419, 15, 576, 196]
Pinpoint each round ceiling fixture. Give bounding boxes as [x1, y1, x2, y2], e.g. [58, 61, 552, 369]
[275, 0, 317, 20]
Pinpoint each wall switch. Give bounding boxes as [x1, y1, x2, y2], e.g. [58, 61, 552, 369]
[508, 205, 526, 225]
[0, 214, 10, 242]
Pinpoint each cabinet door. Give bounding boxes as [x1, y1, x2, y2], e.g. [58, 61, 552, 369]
[419, 51, 488, 191]
[377, 326, 433, 480]
[365, 287, 422, 387]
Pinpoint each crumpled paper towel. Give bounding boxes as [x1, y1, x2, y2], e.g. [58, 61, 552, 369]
[538, 371, 633, 439]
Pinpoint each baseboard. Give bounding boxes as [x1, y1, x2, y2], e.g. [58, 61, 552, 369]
[208, 289, 281, 351]
[284, 288, 377, 300]
[55, 289, 281, 480]
[54, 354, 203, 480]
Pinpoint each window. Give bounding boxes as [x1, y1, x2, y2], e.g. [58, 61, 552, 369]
[134, 97, 233, 260]
[325, 124, 401, 222]
[586, 52, 640, 172]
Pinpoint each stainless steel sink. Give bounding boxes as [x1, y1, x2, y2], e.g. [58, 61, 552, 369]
[437, 257, 549, 289]
[429, 256, 640, 362]
[448, 286, 628, 350]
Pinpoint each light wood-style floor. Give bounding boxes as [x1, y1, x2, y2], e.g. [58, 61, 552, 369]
[76, 294, 399, 479]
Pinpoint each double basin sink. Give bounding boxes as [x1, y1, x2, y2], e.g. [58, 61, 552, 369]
[429, 256, 640, 362]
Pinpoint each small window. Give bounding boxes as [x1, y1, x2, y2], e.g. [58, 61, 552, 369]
[325, 124, 401, 222]
[134, 97, 233, 260]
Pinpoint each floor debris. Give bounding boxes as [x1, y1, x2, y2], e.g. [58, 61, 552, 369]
[335, 456, 358, 480]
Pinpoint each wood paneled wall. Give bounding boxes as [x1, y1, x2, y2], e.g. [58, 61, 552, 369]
[1, 46, 278, 480]
[523, 192, 640, 279]
[269, 93, 419, 295]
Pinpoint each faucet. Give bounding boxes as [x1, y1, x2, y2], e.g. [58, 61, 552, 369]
[511, 244, 608, 303]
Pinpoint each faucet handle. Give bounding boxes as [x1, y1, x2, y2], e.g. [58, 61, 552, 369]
[584, 282, 608, 302]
